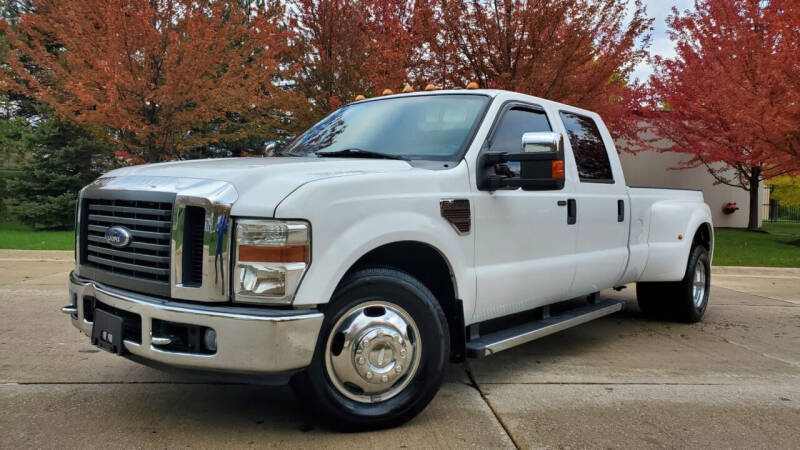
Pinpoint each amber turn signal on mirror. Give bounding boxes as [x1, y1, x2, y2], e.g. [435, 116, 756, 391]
[551, 160, 565, 179]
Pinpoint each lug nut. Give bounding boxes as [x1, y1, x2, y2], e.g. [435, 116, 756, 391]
[395, 365, 402, 373]
[381, 375, 388, 383]
[357, 356, 365, 365]
[366, 371, 373, 379]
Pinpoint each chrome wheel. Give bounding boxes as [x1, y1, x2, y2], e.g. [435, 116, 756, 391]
[324, 301, 421, 403]
[692, 262, 707, 308]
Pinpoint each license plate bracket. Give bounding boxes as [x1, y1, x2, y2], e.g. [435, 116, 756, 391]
[91, 308, 125, 354]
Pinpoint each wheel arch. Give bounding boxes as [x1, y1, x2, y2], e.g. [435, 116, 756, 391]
[339, 240, 466, 362]
[693, 222, 714, 255]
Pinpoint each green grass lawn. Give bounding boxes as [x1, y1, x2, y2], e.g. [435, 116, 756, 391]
[0, 218, 797, 267]
[713, 222, 800, 267]
[0, 220, 74, 250]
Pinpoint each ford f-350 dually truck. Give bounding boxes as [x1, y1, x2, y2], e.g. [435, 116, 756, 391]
[65, 89, 713, 429]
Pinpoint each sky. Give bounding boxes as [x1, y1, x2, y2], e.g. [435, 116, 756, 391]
[630, 0, 696, 82]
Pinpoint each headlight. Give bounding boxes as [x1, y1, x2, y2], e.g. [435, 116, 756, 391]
[233, 219, 310, 304]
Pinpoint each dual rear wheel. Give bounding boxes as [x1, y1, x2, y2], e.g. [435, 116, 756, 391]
[637, 244, 711, 323]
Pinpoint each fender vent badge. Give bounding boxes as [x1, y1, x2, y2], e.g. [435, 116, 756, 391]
[440, 199, 471, 234]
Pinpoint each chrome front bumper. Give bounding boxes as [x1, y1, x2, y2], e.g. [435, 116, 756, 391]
[67, 272, 323, 374]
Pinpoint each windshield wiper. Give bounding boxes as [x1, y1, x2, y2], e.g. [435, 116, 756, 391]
[316, 148, 408, 161]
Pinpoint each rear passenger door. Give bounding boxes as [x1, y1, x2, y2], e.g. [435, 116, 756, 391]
[558, 111, 629, 297]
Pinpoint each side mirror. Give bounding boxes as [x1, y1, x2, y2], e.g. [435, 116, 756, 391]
[263, 141, 278, 156]
[477, 132, 565, 191]
[521, 132, 563, 154]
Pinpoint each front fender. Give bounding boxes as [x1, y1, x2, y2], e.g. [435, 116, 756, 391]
[273, 163, 476, 316]
[295, 211, 473, 308]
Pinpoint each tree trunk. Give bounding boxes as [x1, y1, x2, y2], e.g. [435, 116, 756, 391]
[747, 166, 761, 231]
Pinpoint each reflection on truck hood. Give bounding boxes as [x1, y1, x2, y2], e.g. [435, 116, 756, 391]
[102, 157, 413, 216]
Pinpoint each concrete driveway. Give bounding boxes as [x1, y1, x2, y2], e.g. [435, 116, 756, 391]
[1, 250, 798, 449]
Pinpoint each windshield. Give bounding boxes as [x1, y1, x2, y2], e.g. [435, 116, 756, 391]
[282, 94, 490, 161]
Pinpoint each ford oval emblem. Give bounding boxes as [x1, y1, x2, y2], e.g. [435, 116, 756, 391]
[104, 226, 133, 248]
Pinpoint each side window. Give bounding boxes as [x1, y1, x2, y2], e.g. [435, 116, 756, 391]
[490, 107, 551, 176]
[559, 111, 614, 182]
[490, 107, 551, 153]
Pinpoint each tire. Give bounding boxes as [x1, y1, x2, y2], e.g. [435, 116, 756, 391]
[292, 267, 449, 430]
[636, 244, 710, 323]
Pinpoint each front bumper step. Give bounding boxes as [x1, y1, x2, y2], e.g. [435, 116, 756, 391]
[68, 271, 323, 374]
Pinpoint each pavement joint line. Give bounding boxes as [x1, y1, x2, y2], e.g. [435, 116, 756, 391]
[711, 286, 800, 306]
[713, 274, 800, 280]
[463, 362, 521, 450]
[718, 338, 800, 368]
[712, 304, 799, 307]
[478, 381, 734, 386]
[2, 380, 478, 387]
[1, 381, 248, 386]
[692, 320, 800, 369]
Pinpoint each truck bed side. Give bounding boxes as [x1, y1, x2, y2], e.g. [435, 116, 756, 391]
[620, 187, 713, 284]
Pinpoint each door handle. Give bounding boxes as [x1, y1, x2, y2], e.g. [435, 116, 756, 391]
[617, 199, 625, 222]
[567, 199, 577, 225]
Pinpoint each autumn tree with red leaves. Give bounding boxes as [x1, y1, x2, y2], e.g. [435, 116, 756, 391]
[1, 0, 298, 162]
[643, 0, 800, 230]
[287, 0, 419, 126]
[412, 0, 653, 139]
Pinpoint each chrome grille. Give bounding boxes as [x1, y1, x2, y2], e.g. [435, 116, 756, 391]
[82, 199, 173, 286]
[77, 176, 237, 301]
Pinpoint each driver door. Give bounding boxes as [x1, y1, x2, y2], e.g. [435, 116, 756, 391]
[472, 103, 578, 322]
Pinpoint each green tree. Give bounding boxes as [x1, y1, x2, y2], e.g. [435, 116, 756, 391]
[7, 118, 113, 229]
[768, 176, 800, 207]
[0, 107, 31, 217]
[0, 110, 27, 163]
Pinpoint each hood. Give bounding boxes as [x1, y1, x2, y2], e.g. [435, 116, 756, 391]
[103, 157, 413, 216]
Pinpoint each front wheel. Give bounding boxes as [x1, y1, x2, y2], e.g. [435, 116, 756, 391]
[637, 244, 711, 323]
[292, 267, 449, 430]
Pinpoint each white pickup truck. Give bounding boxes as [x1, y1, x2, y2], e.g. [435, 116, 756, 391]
[65, 89, 713, 429]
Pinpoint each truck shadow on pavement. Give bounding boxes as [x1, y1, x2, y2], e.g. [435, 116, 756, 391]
[48, 295, 682, 439]
[108, 298, 659, 433]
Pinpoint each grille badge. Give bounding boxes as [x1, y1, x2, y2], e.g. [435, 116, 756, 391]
[104, 226, 133, 248]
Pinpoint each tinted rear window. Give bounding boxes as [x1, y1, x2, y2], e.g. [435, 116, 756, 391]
[559, 112, 613, 182]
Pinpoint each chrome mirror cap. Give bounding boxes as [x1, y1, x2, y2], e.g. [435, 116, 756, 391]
[521, 131, 563, 154]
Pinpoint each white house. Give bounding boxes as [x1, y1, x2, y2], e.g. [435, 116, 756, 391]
[618, 149, 766, 228]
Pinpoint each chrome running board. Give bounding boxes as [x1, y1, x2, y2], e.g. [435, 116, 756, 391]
[466, 299, 624, 358]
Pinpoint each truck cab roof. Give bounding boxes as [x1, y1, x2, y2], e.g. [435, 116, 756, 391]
[357, 88, 600, 120]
